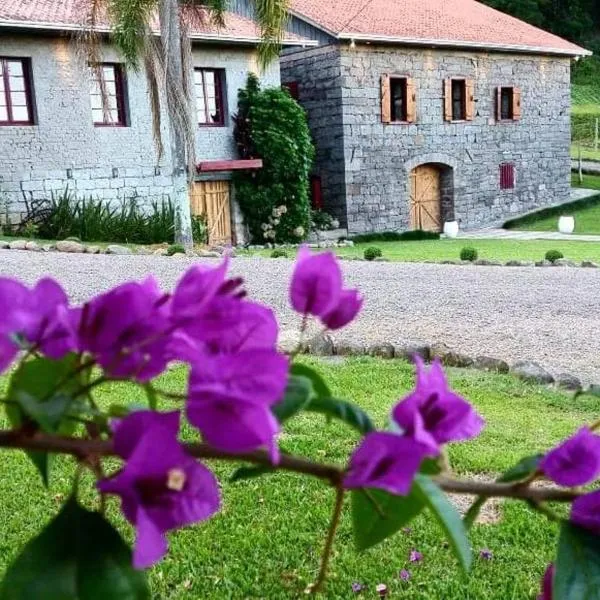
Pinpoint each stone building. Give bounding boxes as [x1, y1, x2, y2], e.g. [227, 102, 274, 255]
[0, 0, 312, 240]
[280, 0, 590, 233]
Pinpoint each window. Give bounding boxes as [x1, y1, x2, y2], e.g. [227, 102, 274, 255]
[283, 81, 299, 100]
[194, 68, 225, 126]
[89, 63, 127, 126]
[444, 79, 474, 122]
[451, 80, 466, 121]
[496, 87, 521, 122]
[500, 163, 516, 190]
[380, 74, 416, 124]
[0, 58, 34, 125]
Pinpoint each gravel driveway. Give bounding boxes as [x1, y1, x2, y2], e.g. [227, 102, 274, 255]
[2, 250, 600, 384]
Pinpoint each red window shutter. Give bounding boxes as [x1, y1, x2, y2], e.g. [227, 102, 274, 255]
[500, 163, 515, 190]
[283, 81, 299, 100]
[310, 175, 322, 209]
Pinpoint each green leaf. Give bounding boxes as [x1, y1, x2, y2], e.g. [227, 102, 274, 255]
[464, 454, 542, 529]
[306, 397, 375, 435]
[108, 404, 132, 418]
[271, 375, 314, 423]
[142, 383, 158, 411]
[555, 521, 600, 600]
[414, 475, 472, 574]
[352, 487, 424, 552]
[0, 497, 150, 600]
[6, 355, 82, 486]
[290, 364, 331, 399]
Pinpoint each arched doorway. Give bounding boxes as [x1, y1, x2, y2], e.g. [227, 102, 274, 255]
[409, 163, 454, 232]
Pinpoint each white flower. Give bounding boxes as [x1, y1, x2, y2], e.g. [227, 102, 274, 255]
[272, 219, 280, 226]
[293, 226, 305, 238]
[261, 223, 269, 231]
[278, 205, 288, 214]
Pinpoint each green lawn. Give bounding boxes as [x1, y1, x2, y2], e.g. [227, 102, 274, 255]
[571, 145, 600, 161]
[0, 358, 597, 598]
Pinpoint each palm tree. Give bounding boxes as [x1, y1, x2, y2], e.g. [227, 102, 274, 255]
[83, 0, 288, 248]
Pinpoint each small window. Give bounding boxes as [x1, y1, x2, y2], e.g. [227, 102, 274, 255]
[0, 57, 34, 125]
[500, 87, 513, 120]
[390, 77, 407, 122]
[194, 68, 226, 126]
[500, 163, 516, 190]
[89, 63, 127, 126]
[451, 80, 466, 121]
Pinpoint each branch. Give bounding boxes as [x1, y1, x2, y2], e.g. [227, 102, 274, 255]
[0, 430, 581, 503]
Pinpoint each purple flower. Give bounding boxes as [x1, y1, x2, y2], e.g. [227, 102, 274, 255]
[537, 564, 554, 600]
[321, 289, 363, 330]
[479, 548, 493, 560]
[351, 582, 365, 593]
[78, 278, 170, 381]
[540, 427, 600, 487]
[98, 411, 220, 569]
[570, 489, 600, 534]
[399, 569, 411, 582]
[187, 350, 288, 462]
[343, 432, 426, 495]
[409, 549, 423, 563]
[391, 358, 484, 455]
[376, 583, 388, 597]
[290, 246, 342, 317]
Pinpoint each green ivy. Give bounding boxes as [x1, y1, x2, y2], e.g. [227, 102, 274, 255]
[233, 74, 315, 244]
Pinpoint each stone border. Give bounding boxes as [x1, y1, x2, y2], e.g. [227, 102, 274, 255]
[278, 332, 588, 393]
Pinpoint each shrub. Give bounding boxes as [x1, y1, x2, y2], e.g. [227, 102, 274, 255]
[311, 209, 337, 232]
[545, 249, 564, 263]
[167, 244, 186, 256]
[364, 246, 383, 261]
[460, 247, 478, 262]
[233, 74, 314, 244]
[352, 230, 440, 243]
[270, 249, 288, 259]
[191, 215, 208, 245]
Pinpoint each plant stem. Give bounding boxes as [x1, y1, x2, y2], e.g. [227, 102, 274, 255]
[311, 485, 345, 594]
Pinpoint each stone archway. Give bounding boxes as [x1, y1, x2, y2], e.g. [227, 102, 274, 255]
[409, 163, 455, 232]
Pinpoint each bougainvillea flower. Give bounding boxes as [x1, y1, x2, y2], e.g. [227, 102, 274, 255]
[351, 582, 365, 593]
[409, 550, 423, 563]
[570, 489, 600, 535]
[537, 564, 554, 600]
[187, 350, 288, 462]
[290, 246, 342, 317]
[540, 427, 600, 487]
[479, 548, 494, 560]
[321, 289, 363, 330]
[399, 570, 411, 582]
[98, 411, 219, 569]
[343, 432, 426, 495]
[392, 358, 484, 455]
[78, 277, 170, 381]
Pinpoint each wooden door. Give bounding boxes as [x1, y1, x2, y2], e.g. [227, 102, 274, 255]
[189, 180, 232, 246]
[409, 165, 442, 232]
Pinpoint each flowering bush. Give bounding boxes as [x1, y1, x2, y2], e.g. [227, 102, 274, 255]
[0, 247, 595, 598]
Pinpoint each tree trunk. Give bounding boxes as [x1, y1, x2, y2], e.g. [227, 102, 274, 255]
[159, 0, 193, 249]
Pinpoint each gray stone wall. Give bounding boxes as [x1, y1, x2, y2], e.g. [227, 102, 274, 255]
[0, 34, 279, 224]
[283, 44, 572, 234]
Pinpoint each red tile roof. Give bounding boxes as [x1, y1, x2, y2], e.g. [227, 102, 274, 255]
[0, 0, 312, 45]
[290, 0, 589, 56]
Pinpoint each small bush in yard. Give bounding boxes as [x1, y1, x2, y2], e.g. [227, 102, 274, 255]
[271, 249, 288, 259]
[460, 247, 478, 262]
[545, 249, 564, 263]
[167, 244, 185, 256]
[364, 246, 383, 261]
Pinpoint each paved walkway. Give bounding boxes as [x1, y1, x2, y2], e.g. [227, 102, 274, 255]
[572, 159, 600, 174]
[1, 250, 600, 384]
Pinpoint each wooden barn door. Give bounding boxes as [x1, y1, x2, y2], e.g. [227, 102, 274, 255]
[190, 180, 232, 245]
[409, 165, 442, 232]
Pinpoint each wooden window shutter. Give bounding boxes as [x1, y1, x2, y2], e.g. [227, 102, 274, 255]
[443, 79, 452, 122]
[381, 73, 391, 123]
[495, 87, 502, 121]
[512, 87, 522, 120]
[406, 78, 417, 123]
[465, 79, 475, 121]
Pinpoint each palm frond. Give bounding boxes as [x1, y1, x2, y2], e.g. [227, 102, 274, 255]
[252, 0, 289, 69]
[142, 35, 165, 160]
[73, 0, 105, 68]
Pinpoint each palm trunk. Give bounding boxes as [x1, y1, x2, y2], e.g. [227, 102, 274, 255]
[159, 0, 193, 248]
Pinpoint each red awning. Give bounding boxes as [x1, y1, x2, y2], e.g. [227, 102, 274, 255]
[196, 159, 263, 173]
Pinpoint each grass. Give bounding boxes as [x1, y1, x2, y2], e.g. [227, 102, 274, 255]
[571, 145, 600, 161]
[0, 358, 598, 598]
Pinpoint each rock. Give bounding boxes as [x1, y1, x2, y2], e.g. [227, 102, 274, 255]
[136, 247, 153, 255]
[306, 333, 335, 356]
[105, 244, 132, 255]
[153, 248, 168, 256]
[474, 259, 502, 266]
[511, 361, 554, 385]
[505, 260, 534, 267]
[556, 373, 582, 392]
[440, 260, 459, 265]
[197, 250, 221, 258]
[41, 244, 54, 252]
[342, 240, 355, 247]
[336, 341, 366, 356]
[56, 240, 85, 253]
[209, 245, 226, 254]
[554, 259, 578, 267]
[0, 241, 9, 249]
[24, 241, 40, 251]
[535, 260, 552, 267]
[368, 343, 395, 359]
[430, 342, 474, 367]
[581, 261, 599, 268]
[84, 246, 101, 254]
[474, 356, 510, 374]
[374, 257, 390, 262]
[8, 240, 28, 250]
[277, 330, 302, 354]
[394, 343, 431, 361]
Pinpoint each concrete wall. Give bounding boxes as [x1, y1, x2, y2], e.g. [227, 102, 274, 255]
[0, 33, 279, 223]
[282, 44, 572, 233]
